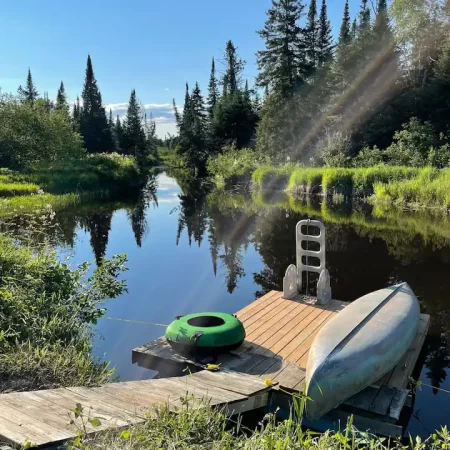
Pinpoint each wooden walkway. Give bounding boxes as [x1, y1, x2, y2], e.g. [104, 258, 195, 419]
[0, 371, 270, 447]
[133, 290, 430, 437]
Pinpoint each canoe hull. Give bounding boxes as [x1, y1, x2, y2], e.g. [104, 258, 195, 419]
[305, 283, 420, 420]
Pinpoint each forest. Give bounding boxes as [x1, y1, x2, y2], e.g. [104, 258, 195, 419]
[170, 0, 450, 177]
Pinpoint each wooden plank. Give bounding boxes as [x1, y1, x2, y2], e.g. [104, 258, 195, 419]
[276, 307, 336, 361]
[228, 354, 276, 374]
[263, 304, 327, 356]
[240, 295, 287, 328]
[191, 370, 269, 396]
[290, 309, 341, 366]
[0, 413, 48, 447]
[248, 355, 284, 376]
[388, 389, 409, 421]
[235, 291, 280, 318]
[0, 400, 72, 444]
[244, 299, 300, 336]
[246, 301, 307, 343]
[35, 387, 143, 421]
[387, 315, 430, 389]
[368, 386, 397, 417]
[272, 363, 306, 391]
[344, 387, 379, 411]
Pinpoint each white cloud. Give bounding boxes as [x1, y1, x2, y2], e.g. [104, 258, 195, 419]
[164, 88, 170, 91]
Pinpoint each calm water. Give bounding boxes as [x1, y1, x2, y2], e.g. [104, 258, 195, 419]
[11, 171, 450, 437]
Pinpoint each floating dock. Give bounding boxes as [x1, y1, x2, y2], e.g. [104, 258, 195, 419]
[0, 371, 270, 447]
[133, 290, 430, 438]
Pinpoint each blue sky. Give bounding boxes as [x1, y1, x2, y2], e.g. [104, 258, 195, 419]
[0, 0, 360, 137]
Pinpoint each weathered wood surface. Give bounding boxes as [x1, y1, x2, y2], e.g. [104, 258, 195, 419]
[0, 371, 270, 448]
[132, 290, 430, 436]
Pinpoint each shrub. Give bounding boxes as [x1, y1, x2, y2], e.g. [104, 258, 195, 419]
[322, 168, 354, 197]
[207, 145, 270, 186]
[0, 95, 84, 169]
[353, 146, 384, 167]
[428, 144, 450, 168]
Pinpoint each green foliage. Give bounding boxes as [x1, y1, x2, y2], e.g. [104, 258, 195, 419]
[288, 167, 324, 193]
[353, 146, 384, 167]
[383, 118, 439, 167]
[207, 145, 270, 186]
[252, 165, 295, 190]
[55, 81, 69, 114]
[0, 95, 84, 169]
[17, 69, 39, 103]
[428, 144, 450, 169]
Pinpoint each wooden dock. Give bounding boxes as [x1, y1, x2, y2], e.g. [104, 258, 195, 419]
[133, 290, 430, 437]
[0, 370, 270, 447]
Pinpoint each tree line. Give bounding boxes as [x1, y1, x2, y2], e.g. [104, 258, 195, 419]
[173, 0, 450, 170]
[9, 55, 158, 168]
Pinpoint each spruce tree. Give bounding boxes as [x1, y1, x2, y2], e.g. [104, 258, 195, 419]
[80, 55, 113, 153]
[317, 0, 333, 67]
[223, 40, 243, 96]
[18, 69, 39, 103]
[144, 113, 158, 157]
[358, 0, 371, 32]
[55, 81, 69, 113]
[304, 0, 320, 72]
[373, 0, 390, 41]
[73, 96, 81, 131]
[257, 0, 307, 98]
[207, 58, 219, 119]
[115, 115, 124, 152]
[123, 89, 147, 163]
[338, 0, 351, 46]
[351, 18, 358, 39]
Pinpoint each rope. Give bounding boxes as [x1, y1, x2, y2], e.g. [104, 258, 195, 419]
[105, 317, 169, 327]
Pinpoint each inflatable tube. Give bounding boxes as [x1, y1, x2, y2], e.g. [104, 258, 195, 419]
[165, 312, 246, 356]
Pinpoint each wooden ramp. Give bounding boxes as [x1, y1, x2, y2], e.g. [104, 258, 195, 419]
[133, 290, 430, 437]
[0, 371, 270, 447]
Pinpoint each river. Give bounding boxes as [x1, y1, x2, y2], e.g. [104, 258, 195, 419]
[12, 170, 450, 437]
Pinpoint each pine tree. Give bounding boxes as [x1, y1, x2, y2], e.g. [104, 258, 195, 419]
[115, 115, 124, 152]
[359, 0, 371, 32]
[191, 82, 206, 126]
[351, 18, 358, 39]
[222, 40, 243, 96]
[18, 69, 39, 103]
[257, 0, 307, 98]
[173, 99, 181, 127]
[80, 55, 113, 153]
[73, 96, 81, 132]
[207, 57, 219, 119]
[338, 0, 351, 46]
[55, 81, 69, 113]
[317, 0, 334, 67]
[123, 89, 147, 163]
[304, 0, 320, 72]
[144, 112, 158, 157]
[373, 0, 390, 41]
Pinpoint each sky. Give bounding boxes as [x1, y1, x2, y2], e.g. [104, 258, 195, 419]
[0, 0, 360, 138]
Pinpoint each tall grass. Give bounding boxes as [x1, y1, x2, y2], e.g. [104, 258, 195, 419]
[373, 168, 450, 208]
[252, 165, 296, 189]
[72, 398, 450, 450]
[288, 167, 324, 193]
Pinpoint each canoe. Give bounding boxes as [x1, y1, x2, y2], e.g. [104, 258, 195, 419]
[305, 282, 420, 420]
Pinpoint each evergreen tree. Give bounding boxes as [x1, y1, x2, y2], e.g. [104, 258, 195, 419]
[207, 57, 219, 119]
[80, 55, 113, 153]
[72, 96, 81, 132]
[108, 108, 114, 128]
[256, 0, 307, 98]
[317, 0, 334, 67]
[191, 82, 206, 126]
[304, 0, 320, 72]
[123, 89, 147, 164]
[338, 0, 351, 46]
[351, 18, 358, 39]
[373, 0, 390, 41]
[144, 112, 158, 157]
[42, 92, 54, 112]
[358, 0, 371, 32]
[55, 81, 69, 113]
[115, 115, 124, 152]
[18, 69, 39, 103]
[222, 40, 243, 96]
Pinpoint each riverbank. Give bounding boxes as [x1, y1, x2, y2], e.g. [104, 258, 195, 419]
[210, 159, 450, 210]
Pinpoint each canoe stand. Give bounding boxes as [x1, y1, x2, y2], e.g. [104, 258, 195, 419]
[133, 219, 430, 438]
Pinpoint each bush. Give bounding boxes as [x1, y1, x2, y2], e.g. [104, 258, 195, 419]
[0, 233, 127, 391]
[322, 168, 354, 197]
[353, 146, 384, 167]
[207, 145, 270, 186]
[0, 95, 84, 169]
[428, 144, 450, 168]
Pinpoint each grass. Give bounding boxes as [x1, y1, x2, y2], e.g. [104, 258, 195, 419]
[70, 398, 450, 450]
[252, 165, 296, 189]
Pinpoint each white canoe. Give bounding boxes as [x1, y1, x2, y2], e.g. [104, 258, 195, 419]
[305, 282, 420, 420]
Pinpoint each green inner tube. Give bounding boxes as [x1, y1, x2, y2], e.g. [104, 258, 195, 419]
[165, 312, 246, 356]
